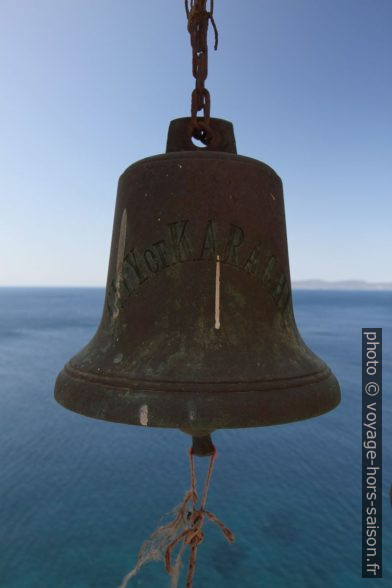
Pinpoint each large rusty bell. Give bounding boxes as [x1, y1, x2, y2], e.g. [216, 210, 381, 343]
[54, 118, 340, 436]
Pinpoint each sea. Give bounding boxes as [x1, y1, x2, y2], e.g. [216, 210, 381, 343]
[0, 288, 390, 588]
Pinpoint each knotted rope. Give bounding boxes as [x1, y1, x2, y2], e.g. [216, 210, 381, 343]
[119, 444, 234, 588]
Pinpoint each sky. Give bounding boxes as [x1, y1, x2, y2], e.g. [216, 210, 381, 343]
[0, 0, 391, 286]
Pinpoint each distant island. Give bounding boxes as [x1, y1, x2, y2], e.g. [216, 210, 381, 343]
[292, 280, 392, 291]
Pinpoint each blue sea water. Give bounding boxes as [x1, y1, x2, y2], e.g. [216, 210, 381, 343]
[0, 288, 391, 588]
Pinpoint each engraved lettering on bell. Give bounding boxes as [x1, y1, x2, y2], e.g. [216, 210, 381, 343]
[199, 220, 217, 260]
[169, 220, 193, 263]
[106, 218, 291, 317]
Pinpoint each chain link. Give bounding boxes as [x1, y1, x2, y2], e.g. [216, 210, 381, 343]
[185, 0, 218, 144]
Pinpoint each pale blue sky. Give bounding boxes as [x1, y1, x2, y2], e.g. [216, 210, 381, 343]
[0, 0, 391, 286]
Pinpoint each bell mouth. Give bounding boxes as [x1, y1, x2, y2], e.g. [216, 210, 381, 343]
[54, 362, 340, 432]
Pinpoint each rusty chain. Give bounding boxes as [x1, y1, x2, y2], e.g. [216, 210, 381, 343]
[185, 0, 218, 144]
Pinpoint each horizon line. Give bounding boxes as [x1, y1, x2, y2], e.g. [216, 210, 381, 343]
[0, 279, 391, 289]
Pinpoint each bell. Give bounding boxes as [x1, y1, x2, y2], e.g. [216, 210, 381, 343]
[55, 117, 340, 436]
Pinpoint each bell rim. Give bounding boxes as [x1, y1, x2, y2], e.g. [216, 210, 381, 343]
[62, 361, 332, 392]
[54, 363, 341, 432]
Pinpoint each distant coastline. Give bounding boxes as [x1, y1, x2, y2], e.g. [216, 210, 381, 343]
[1, 280, 392, 291]
[292, 280, 392, 291]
